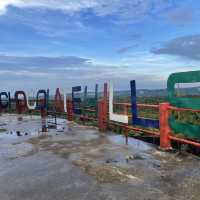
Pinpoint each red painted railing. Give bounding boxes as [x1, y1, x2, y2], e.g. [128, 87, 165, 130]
[65, 93, 200, 150]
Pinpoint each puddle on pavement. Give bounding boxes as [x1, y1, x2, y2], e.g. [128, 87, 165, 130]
[0, 114, 200, 199]
[0, 142, 35, 159]
[0, 114, 67, 140]
[107, 134, 153, 151]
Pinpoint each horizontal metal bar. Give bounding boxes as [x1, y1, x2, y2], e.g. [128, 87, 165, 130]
[108, 121, 160, 136]
[169, 106, 200, 113]
[113, 102, 159, 109]
[169, 135, 200, 148]
[82, 108, 96, 112]
[80, 115, 97, 121]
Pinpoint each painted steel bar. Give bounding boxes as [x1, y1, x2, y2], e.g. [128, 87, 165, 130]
[109, 121, 200, 149]
[0, 92, 9, 109]
[169, 135, 200, 148]
[130, 80, 159, 129]
[46, 89, 50, 111]
[47, 111, 66, 115]
[8, 92, 11, 110]
[80, 115, 97, 121]
[72, 86, 82, 115]
[82, 108, 96, 112]
[98, 99, 106, 132]
[54, 88, 64, 112]
[108, 121, 160, 136]
[103, 83, 108, 116]
[95, 84, 99, 117]
[169, 106, 200, 113]
[82, 86, 88, 115]
[84, 86, 87, 100]
[109, 83, 129, 124]
[159, 103, 171, 150]
[36, 90, 47, 110]
[67, 99, 73, 121]
[64, 93, 67, 112]
[40, 99, 47, 132]
[82, 84, 98, 117]
[113, 102, 159, 109]
[15, 91, 27, 114]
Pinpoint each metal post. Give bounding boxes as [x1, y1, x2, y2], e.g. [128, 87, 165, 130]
[124, 128, 128, 145]
[103, 83, 108, 131]
[67, 99, 73, 121]
[40, 99, 47, 132]
[98, 99, 105, 132]
[54, 88, 64, 112]
[159, 103, 171, 150]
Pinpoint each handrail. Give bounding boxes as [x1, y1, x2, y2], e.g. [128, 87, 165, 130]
[169, 106, 200, 113]
[113, 102, 159, 109]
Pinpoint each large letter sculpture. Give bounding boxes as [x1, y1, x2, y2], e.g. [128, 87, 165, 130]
[82, 84, 98, 117]
[54, 88, 64, 112]
[109, 83, 128, 123]
[15, 91, 27, 113]
[130, 80, 159, 128]
[36, 90, 47, 110]
[64, 93, 67, 113]
[95, 84, 98, 117]
[0, 92, 10, 109]
[167, 70, 200, 139]
[72, 86, 82, 115]
[26, 91, 36, 110]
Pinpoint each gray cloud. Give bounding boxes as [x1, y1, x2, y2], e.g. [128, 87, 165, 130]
[0, 54, 166, 92]
[116, 44, 139, 54]
[129, 33, 142, 40]
[0, 0, 177, 24]
[0, 55, 90, 69]
[166, 7, 194, 25]
[151, 35, 200, 60]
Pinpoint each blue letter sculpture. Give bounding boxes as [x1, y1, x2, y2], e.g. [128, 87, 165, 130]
[130, 80, 159, 129]
[36, 90, 47, 110]
[0, 92, 10, 109]
[72, 86, 82, 115]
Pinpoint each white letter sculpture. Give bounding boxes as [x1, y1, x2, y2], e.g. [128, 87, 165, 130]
[64, 93, 67, 113]
[109, 83, 128, 124]
[26, 91, 36, 110]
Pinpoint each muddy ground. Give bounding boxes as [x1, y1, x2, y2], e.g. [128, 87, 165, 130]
[0, 114, 200, 200]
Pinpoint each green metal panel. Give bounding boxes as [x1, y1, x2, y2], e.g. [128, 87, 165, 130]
[168, 70, 200, 109]
[167, 70, 200, 139]
[169, 117, 200, 139]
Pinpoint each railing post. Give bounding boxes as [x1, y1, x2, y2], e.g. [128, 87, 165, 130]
[54, 88, 64, 113]
[98, 99, 106, 132]
[40, 99, 47, 132]
[124, 128, 128, 145]
[67, 99, 73, 121]
[159, 103, 171, 150]
[123, 104, 128, 115]
[103, 83, 108, 131]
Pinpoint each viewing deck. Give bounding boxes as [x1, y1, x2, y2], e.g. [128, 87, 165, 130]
[0, 114, 200, 200]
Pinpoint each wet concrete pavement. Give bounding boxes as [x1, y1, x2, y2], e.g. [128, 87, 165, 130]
[0, 114, 200, 200]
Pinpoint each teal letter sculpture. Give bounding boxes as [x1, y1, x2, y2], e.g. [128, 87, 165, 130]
[167, 70, 200, 139]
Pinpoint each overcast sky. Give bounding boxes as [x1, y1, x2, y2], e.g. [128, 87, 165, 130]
[0, 0, 200, 93]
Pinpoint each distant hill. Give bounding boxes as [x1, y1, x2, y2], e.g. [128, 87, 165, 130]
[63, 86, 200, 99]
[114, 86, 200, 97]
